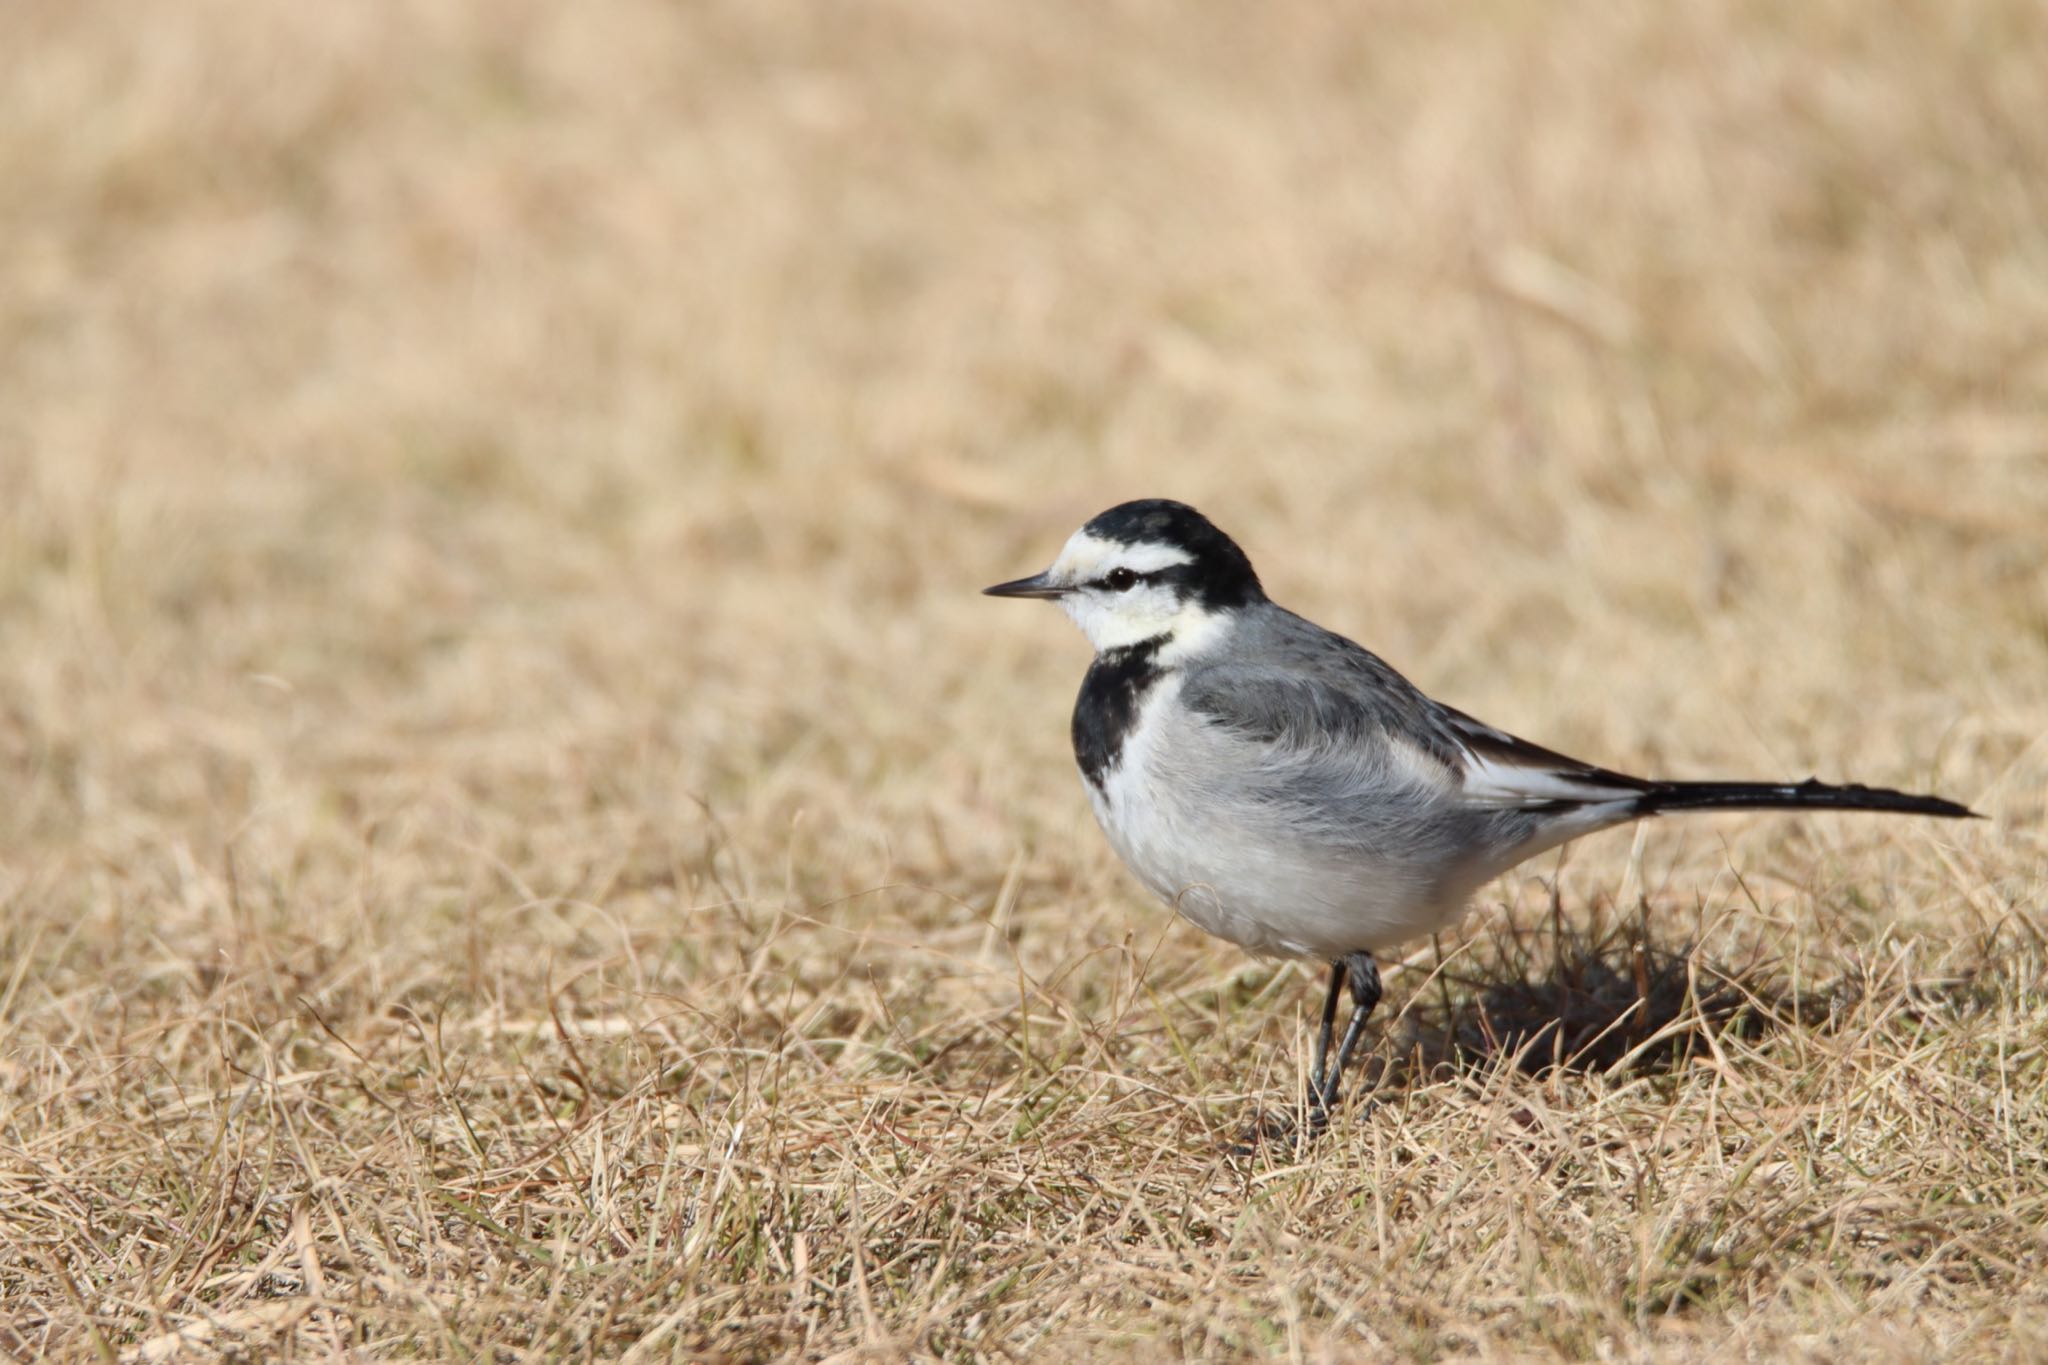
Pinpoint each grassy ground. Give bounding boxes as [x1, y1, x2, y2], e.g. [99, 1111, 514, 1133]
[4, 1, 2048, 1358]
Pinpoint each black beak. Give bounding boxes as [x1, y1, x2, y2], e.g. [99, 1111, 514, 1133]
[982, 570, 1066, 600]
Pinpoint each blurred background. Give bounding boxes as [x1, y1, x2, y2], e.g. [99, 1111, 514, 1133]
[3, 0, 2046, 1355]
[5, 1, 2042, 913]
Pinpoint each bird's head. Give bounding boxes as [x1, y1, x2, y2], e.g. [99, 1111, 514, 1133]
[983, 499, 1264, 656]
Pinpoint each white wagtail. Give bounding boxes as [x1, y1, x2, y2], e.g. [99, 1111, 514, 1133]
[986, 499, 1976, 1128]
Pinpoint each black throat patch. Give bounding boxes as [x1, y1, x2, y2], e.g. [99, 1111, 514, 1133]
[1072, 637, 1166, 790]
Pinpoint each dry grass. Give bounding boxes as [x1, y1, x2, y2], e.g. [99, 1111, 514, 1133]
[4, 0, 2048, 1358]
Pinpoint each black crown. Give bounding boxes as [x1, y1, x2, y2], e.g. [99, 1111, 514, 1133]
[1082, 499, 1264, 608]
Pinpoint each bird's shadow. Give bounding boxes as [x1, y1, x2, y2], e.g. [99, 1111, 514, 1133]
[1364, 899, 1974, 1085]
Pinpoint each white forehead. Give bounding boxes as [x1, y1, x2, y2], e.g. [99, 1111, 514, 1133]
[1049, 530, 1193, 581]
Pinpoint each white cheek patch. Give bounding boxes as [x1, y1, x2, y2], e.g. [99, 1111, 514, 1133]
[1063, 587, 1230, 656]
[1061, 590, 1176, 651]
[1044, 530, 1224, 655]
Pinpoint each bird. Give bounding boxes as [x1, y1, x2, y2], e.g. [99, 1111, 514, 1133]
[984, 498, 1977, 1135]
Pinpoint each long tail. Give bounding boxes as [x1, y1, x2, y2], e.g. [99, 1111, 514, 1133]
[1633, 777, 1978, 820]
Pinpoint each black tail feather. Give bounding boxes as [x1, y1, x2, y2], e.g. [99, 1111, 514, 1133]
[1634, 777, 1978, 821]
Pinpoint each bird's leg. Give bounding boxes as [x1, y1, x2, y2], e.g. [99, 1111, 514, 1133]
[1311, 951, 1382, 1117]
[1234, 961, 1349, 1153]
[1239, 954, 1382, 1153]
[1309, 960, 1346, 1100]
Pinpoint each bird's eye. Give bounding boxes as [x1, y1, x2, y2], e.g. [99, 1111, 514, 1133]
[1105, 567, 1140, 592]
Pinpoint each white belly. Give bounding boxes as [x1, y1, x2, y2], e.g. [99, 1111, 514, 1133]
[1083, 677, 1478, 959]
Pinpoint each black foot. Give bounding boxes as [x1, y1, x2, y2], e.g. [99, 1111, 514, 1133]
[1229, 1105, 1331, 1156]
[1230, 1109, 1298, 1155]
[1234, 951, 1387, 1157]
